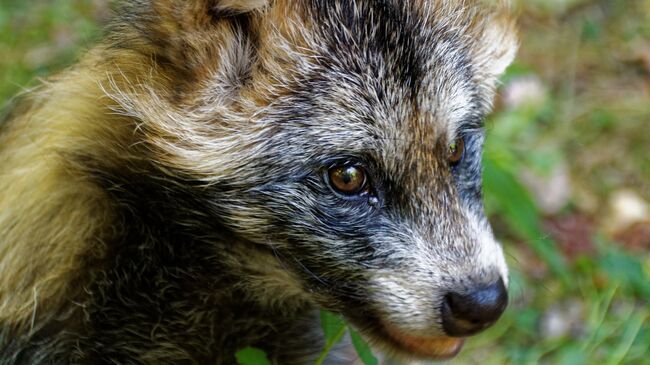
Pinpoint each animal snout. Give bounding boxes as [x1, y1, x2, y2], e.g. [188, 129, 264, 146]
[441, 278, 508, 337]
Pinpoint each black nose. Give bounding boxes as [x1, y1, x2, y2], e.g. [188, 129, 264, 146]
[441, 278, 508, 337]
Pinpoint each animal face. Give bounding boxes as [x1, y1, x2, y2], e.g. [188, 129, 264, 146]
[111, 0, 517, 359]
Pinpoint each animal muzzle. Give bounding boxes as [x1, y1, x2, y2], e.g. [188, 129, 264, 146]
[441, 278, 508, 337]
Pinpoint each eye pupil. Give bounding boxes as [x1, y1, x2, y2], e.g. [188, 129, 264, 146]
[329, 165, 366, 195]
[449, 137, 465, 165]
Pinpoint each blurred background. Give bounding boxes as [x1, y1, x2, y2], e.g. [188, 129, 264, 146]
[1, 0, 648, 364]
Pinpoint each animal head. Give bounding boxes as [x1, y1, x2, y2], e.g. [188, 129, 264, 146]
[109, 0, 517, 359]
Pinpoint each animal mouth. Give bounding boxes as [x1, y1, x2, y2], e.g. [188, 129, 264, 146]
[377, 324, 465, 360]
[342, 309, 465, 359]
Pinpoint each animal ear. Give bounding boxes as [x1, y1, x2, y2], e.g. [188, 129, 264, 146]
[114, 0, 271, 75]
[473, 10, 518, 78]
[145, 0, 269, 28]
[213, 0, 269, 15]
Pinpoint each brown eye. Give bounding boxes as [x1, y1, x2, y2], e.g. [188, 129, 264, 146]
[449, 137, 465, 165]
[328, 165, 367, 195]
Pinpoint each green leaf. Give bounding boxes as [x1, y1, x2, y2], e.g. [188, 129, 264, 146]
[320, 311, 346, 346]
[235, 347, 271, 365]
[349, 329, 379, 365]
[315, 311, 348, 365]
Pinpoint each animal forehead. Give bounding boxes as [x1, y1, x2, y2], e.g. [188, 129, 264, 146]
[298, 0, 482, 137]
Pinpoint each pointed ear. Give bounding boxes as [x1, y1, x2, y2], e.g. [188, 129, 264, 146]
[473, 9, 518, 78]
[479, 12, 518, 77]
[114, 0, 272, 76]
[146, 0, 269, 28]
[213, 0, 269, 15]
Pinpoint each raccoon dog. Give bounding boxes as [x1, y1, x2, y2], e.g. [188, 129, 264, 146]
[0, 0, 517, 364]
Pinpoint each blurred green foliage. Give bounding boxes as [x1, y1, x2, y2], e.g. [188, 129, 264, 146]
[1, 0, 648, 364]
[0, 0, 100, 102]
[455, 1, 650, 363]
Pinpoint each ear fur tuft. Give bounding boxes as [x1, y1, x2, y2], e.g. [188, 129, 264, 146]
[479, 11, 518, 77]
[213, 0, 269, 14]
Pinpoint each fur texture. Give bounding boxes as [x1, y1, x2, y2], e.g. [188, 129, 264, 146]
[0, 0, 517, 364]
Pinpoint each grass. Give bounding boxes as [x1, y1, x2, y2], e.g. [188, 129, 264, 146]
[1, 1, 648, 364]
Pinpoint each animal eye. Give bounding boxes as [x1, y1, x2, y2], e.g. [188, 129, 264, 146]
[328, 165, 367, 195]
[448, 137, 465, 166]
